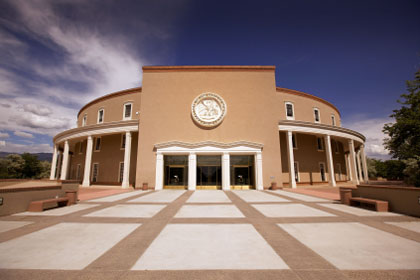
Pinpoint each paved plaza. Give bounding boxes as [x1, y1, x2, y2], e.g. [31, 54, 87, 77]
[0, 189, 420, 279]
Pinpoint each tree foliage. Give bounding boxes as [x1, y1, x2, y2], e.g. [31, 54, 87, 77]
[383, 70, 420, 159]
[0, 154, 51, 179]
[368, 158, 405, 180]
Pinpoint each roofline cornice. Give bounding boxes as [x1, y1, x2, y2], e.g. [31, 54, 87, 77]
[77, 87, 142, 117]
[276, 87, 341, 117]
[142, 65, 276, 72]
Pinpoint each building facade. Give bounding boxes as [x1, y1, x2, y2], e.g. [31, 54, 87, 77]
[50, 66, 368, 190]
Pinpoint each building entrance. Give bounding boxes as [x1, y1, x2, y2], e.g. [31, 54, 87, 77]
[164, 155, 188, 189]
[230, 155, 255, 189]
[196, 156, 222, 189]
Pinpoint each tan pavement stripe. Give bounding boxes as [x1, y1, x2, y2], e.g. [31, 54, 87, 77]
[84, 190, 193, 271]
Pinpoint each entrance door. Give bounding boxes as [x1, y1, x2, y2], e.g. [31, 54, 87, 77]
[196, 156, 222, 189]
[164, 155, 188, 189]
[230, 155, 255, 190]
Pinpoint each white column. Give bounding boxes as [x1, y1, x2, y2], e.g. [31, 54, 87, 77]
[60, 140, 69, 180]
[121, 132, 132, 188]
[155, 152, 164, 190]
[356, 150, 363, 182]
[286, 131, 296, 188]
[345, 153, 351, 181]
[56, 152, 62, 179]
[82, 136, 93, 187]
[348, 139, 359, 185]
[324, 135, 336, 187]
[50, 144, 58, 180]
[222, 152, 230, 190]
[188, 152, 197, 190]
[255, 151, 264, 190]
[360, 144, 369, 182]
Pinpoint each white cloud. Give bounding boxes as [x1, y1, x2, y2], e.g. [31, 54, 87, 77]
[22, 104, 52, 116]
[0, 132, 9, 138]
[14, 131, 34, 138]
[342, 115, 393, 160]
[0, 141, 52, 153]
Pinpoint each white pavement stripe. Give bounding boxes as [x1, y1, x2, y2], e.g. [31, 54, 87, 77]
[84, 204, 167, 218]
[252, 204, 335, 217]
[14, 203, 100, 216]
[278, 222, 420, 270]
[128, 190, 185, 203]
[187, 191, 231, 203]
[0, 222, 141, 270]
[268, 190, 329, 202]
[318, 203, 401, 216]
[88, 191, 150, 202]
[232, 190, 290, 202]
[175, 205, 244, 218]
[132, 224, 289, 270]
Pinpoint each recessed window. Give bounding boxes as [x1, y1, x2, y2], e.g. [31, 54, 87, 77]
[92, 163, 99, 183]
[294, 161, 299, 182]
[314, 108, 320, 123]
[82, 114, 87, 127]
[316, 137, 324, 151]
[121, 133, 126, 149]
[331, 114, 336, 126]
[285, 102, 294, 120]
[97, 109, 104, 124]
[334, 140, 339, 154]
[337, 163, 342, 181]
[94, 137, 101, 151]
[292, 133, 298, 149]
[76, 164, 81, 180]
[123, 103, 132, 120]
[79, 141, 83, 154]
[119, 162, 124, 183]
[319, 162, 326, 181]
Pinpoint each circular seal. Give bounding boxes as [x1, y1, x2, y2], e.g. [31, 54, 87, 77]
[191, 92, 227, 127]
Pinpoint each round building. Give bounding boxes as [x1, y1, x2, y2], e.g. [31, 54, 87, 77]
[51, 66, 368, 190]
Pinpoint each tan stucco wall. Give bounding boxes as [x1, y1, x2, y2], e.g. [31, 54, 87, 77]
[280, 132, 347, 185]
[276, 90, 341, 126]
[136, 69, 284, 188]
[68, 133, 138, 186]
[77, 89, 141, 127]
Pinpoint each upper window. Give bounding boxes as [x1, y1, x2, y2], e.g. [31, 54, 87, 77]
[285, 102, 294, 120]
[331, 114, 336, 126]
[313, 108, 320, 123]
[123, 103, 132, 120]
[97, 109, 104, 124]
[82, 114, 87, 127]
[316, 137, 324, 151]
[95, 137, 101, 151]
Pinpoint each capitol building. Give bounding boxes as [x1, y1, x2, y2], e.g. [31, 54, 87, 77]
[50, 66, 368, 190]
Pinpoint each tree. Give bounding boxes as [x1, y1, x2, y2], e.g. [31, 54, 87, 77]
[0, 154, 25, 179]
[21, 153, 42, 179]
[38, 160, 51, 179]
[383, 70, 420, 186]
[383, 70, 420, 159]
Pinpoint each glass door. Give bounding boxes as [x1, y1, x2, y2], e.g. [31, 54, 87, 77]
[196, 156, 222, 189]
[230, 155, 255, 190]
[164, 155, 188, 189]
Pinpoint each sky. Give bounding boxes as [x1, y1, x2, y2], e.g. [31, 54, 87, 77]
[0, 0, 419, 159]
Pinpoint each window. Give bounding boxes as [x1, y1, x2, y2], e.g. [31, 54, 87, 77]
[92, 163, 99, 183]
[82, 114, 87, 127]
[119, 162, 124, 183]
[294, 161, 299, 182]
[97, 109, 104, 124]
[292, 133, 298, 149]
[94, 137, 101, 151]
[76, 164, 81, 180]
[334, 140, 339, 154]
[331, 114, 336, 126]
[123, 103, 132, 120]
[79, 141, 83, 154]
[316, 137, 324, 151]
[285, 102, 294, 120]
[121, 133, 126, 149]
[314, 108, 320, 123]
[337, 163, 342, 181]
[319, 162, 326, 182]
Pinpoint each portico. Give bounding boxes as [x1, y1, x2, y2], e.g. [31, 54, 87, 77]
[154, 141, 264, 191]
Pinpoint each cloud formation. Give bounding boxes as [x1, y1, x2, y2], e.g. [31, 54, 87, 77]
[0, 132, 9, 138]
[342, 115, 392, 160]
[14, 131, 34, 138]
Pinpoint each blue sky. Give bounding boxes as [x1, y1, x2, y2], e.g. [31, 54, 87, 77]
[0, 0, 419, 159]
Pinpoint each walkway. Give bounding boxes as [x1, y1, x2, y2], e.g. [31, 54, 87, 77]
[0, 190, 419, 279]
